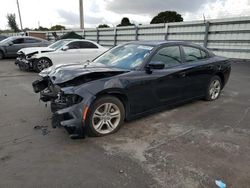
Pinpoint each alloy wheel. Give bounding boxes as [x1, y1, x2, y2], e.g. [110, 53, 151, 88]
[37, 59, 50, 72]
[92, 103, 121, 134]
[209, 79, 221, 100]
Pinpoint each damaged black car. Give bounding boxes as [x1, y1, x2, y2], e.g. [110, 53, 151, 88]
[32, 41, 231, 138]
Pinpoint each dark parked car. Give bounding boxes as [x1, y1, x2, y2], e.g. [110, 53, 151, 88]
[0, 36, 50, 59]
[32, 41, 231, 138]
[0, 35, 8, 42]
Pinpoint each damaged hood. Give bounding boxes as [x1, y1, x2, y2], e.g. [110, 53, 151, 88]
[18, 47, 55, 56]
[39, 62, 128, 84]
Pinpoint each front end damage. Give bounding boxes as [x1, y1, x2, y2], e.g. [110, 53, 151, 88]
[32, 62, 128, 138]
[32, 77, 93, 138]
[15, 51, 37, 71]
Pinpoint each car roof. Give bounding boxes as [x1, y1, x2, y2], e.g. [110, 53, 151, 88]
[127, 40, 201, 47]
[8, 36, 46, 40]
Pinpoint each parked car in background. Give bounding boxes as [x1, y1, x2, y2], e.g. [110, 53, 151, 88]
[0, 35, 8, 42]
[15, 39, 107, 72]
[0, 36, 50, 59]
[32, 41, 231, 138]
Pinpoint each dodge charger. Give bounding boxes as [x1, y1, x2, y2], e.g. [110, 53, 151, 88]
[32, 41, 231, 138]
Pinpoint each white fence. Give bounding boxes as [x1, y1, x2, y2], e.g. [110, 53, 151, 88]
[6, 16, 250, 59]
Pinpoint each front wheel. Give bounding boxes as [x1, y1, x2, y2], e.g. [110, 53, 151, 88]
[33, 58, 52, 72]
[85, 96, 125, 137]
[205, 76, 222, 101]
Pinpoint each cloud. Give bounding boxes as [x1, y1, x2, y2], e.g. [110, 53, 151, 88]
[106, 0, 220, 16]
[57, 9, 105, 27]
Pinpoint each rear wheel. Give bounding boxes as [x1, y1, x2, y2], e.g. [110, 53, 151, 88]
[34, 58, 52, 72]
[205, 76, 222, 101]
[85, 96, 125, 137]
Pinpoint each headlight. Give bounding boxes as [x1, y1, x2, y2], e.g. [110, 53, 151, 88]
[56, 93, 83, 106]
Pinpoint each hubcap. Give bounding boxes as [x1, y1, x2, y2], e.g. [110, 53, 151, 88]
[37, 59, 50, 71]
[209, 79, 221, 100]
[92, 103, 121, 134]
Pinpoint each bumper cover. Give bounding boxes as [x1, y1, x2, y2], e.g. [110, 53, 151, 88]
[15, 57, 34, 70]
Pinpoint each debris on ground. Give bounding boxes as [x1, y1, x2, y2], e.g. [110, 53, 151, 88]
[33, 125, 50, 136]
[215, 180, 226, 188]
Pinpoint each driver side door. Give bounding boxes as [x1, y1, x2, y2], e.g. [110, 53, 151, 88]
[149, 45, 188, 106]
[52, 41, 83, 64]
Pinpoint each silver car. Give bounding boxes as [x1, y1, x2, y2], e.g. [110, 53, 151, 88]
[0, 36, 50, 59]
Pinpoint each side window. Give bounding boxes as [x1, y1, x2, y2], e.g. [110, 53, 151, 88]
[79, 41, 98, 49]
[67, 42, 80, 49]
[12, 38, 24, 44]
[24, 38, 41, 43]
[183, 46, 208, 62]
[150, 46, 182, 68]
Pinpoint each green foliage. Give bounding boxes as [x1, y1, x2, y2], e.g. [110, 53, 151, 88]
[50, 25, 66, 31]
[150, 11, 183, 24]
[34, 26, 49, 31]
[6, 13, 20, 32]
[117, 17, 135, 27]
[98, 24, 110, 28]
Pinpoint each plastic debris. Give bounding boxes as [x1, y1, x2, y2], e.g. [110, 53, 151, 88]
[215, 180, 226, 188]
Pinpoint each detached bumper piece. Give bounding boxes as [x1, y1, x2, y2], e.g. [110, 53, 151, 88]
[51, 102, 85, 139]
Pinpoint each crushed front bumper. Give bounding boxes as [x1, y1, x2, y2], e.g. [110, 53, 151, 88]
[32, 77, 94, 138]
[15, 57, 34, 70]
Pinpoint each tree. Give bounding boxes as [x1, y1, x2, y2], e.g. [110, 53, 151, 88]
[50, 25, 66, 31]
[117, 17, 134, 27]
[98, 24, 110, 28]
[34, 26, 49, 31]
[150, 11, 183, 24]
[6, 13, 20, 32]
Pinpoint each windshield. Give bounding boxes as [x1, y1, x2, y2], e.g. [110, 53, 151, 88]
[49, 40, 71, 50]
[94, 44, 153, 69]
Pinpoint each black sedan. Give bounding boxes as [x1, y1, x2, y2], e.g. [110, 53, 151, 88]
[32, 41, 231, 138]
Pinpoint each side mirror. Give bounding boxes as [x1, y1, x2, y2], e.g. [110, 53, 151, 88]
[148, 61, 165, 69]
[61, 46, 69, 51]
[8, 41, 14, 46]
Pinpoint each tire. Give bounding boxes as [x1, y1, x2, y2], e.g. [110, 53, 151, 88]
[0, 51, 4, 60]
[85, 96, 125, 137]
[205, 76, 222, 101]
[33, 57, 52, 72]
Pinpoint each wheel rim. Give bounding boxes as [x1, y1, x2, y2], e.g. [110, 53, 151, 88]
[209, 79, 221, 100]
[37, 59, 50, 71]
[92, 103, 121, 134]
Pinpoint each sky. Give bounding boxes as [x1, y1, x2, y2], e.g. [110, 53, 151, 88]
[0, 0, 250, 30]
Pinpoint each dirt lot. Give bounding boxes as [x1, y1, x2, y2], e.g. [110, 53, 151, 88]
[0, 59, 249, 188]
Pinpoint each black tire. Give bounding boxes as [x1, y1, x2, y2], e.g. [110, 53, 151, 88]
[85, 96, 125, 137]
[0, 51, 4, 60]
[205, 76, 222, 101]
[33, 57, 52, 72]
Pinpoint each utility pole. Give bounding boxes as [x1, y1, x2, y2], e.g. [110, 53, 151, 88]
[16, 0, 23, 31]
[79, 0, 84, 29]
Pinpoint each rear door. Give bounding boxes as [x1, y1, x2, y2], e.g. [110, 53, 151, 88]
[23, 38, 44, 48]
[78, 41, 102, 61]
[181, 45, 215, 98]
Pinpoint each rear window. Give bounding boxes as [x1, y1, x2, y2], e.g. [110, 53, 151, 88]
[182, 46, 208, 62]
